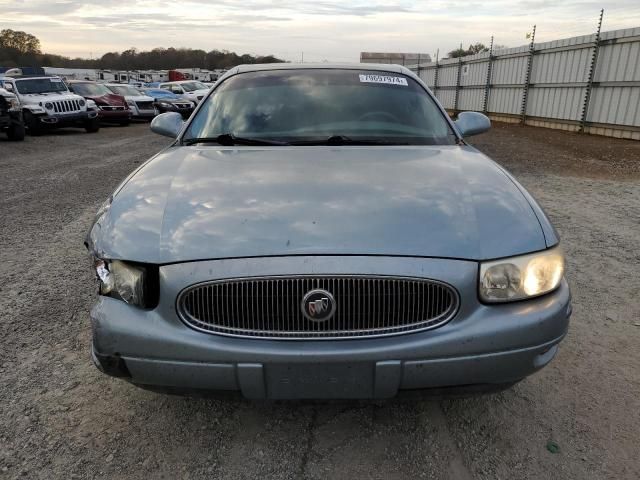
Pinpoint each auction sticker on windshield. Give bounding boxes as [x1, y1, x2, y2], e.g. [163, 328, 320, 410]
[359, 74, 408, 86]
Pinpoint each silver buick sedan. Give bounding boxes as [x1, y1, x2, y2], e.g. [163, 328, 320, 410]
[86, 64, 571, 399]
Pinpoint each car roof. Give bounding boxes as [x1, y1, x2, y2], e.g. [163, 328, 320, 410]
[9, 76, 62, 81]
[219, 62, 421, 84]
[161, 80, 200, 84]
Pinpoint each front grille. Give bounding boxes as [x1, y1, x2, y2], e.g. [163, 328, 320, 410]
[135, 101, 154, 110]
[99, 106, 125, 111]
[52, 100, 82, 113]
[177, 276, 458, 339]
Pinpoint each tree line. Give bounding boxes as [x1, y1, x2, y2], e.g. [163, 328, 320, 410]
[0, 29, 284, 71]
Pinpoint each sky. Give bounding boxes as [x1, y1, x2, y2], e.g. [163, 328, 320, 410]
[0, 1, 638, 62]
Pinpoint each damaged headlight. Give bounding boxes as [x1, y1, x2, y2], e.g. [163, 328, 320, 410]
[94, 259, 159, 308]
[479, 246, 564, 303]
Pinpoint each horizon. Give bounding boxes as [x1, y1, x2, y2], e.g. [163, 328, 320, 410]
[1, 1, 639, 63]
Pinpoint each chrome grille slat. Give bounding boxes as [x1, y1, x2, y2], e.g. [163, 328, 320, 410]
[178, 275, 458, 340]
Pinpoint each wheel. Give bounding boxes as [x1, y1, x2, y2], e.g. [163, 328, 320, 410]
[23, 111, 43, 136]
[6, 122, 25, 141]
[84, 117, 100, 133]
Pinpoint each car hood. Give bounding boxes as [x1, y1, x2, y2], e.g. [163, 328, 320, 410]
[84, 93, 126, 106]
[19, 92, 82, 104]
[185, 89, 208, 96]
[124, 95, 154, 102]
[156, 97, 191, 104]
[88, 145, 553, 264]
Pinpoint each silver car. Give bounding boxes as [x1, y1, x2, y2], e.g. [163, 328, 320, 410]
[86, 64, 571, 399]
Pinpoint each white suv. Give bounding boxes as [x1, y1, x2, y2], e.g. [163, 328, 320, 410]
[158, 81, 210, 104]
[1, 75, 99, 135]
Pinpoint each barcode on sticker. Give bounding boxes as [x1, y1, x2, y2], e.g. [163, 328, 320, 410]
[359, 74, 408, 86]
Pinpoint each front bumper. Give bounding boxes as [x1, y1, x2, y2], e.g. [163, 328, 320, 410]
[90, 256, 571, 399]
[97, 109, 131, 121]
[36, 110, 98, 126]
[129, 105, 157, 118]
[157, 104, 194, 117]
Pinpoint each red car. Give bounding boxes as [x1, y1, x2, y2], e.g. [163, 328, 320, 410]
[67, 81, 131, 126]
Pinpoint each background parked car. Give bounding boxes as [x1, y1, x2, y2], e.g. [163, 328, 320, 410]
[104, 84, 157, 120]
[67, 81, 131, 126]
[139, 88, 195, 118]
[0, 86, 25, 140]
[1, 75, 99, 135]
[158, 80, 210, 104]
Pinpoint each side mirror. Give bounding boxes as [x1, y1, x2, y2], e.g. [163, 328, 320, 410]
[4, 83, 14, 92]
[150, 112, 184, 138]
[454, 111, 491, 137]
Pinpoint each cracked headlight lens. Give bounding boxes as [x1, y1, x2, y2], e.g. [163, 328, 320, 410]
[94, 259, 153, 307]
[480, 246, 564, 303]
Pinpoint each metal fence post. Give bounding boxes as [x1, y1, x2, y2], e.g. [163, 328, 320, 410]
[483, 36, 494, 113]
[580, 9, 604, 132]
[454, 56, 463, 112]
[520, 25, 536, 124]
[433, 50, 439, 97]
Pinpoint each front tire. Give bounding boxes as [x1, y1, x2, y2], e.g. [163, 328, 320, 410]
[24, 111, 43, 136]
[84, 117, 100, 133]
[7, 122, 26, 141]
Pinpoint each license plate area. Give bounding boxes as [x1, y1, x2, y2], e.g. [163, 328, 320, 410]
[266, 363, 374, 399]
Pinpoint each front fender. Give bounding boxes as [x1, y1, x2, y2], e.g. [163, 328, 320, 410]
[22, 104, 46, 115]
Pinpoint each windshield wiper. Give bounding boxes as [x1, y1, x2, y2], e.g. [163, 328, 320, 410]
[183, 134, 289, 146]
[289, 135, 409, 146]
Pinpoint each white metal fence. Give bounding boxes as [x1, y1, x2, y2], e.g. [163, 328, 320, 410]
[408, 27, 640, 140]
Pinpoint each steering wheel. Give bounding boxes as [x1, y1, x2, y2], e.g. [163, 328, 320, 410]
[358, 111, 399, 123]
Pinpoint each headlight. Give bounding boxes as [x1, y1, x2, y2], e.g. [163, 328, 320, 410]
[79, 99, 86, 107]
[44, 102, 54, 110]
[94, 259, 159, 308]
[158, 101, 172, 107]
[8, 98, 20, 110]
[127, 100, 136, 107]
[479, 246, 564, 303]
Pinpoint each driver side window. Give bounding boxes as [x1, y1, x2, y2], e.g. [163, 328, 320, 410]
[171, 86, 183, 94]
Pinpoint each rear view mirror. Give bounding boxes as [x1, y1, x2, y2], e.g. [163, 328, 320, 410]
[454, 111, 491, 137]
[150, 112, 184, 138]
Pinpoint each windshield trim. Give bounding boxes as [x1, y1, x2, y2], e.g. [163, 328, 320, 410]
[177, 67, 462, 146]
[14, 77, 69, 95]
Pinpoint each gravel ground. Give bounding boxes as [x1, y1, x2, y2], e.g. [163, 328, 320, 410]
[0, 123, 639, 479]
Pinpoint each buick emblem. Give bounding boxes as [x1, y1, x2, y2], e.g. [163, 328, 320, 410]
[301, 289, 336, 322]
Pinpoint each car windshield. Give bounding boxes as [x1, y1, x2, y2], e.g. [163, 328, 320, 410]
[107, 85, 142, 96]
[72, 83, 112, 96]
[14, 78, 68, 94]
[181, 81, 207, 92]
[184, 69, 456, 145]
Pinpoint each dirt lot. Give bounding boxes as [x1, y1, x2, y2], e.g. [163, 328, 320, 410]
[1, 123, 639, 479]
